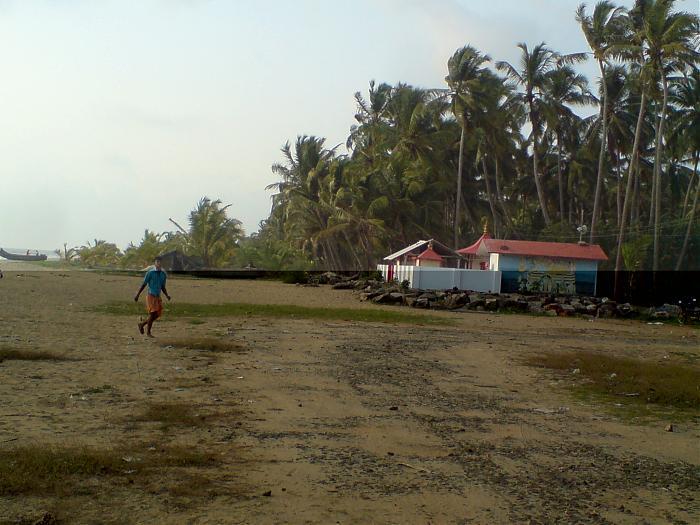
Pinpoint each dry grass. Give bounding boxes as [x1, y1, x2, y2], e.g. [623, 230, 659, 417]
[132, 402, 222, 430]
[0, 347, 69, 362]
[526, 350, 700, 410]
[0, 443, 216, 496]
[160, 337, 245, 353]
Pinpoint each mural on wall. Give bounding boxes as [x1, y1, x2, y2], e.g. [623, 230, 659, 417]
[516, 257, 576, 294]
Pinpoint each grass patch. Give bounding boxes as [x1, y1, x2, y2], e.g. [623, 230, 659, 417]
[160, 337, 245, 353]
[132, 402, 218, 430]
[0, 347, 69, 362]
[0, 443, 215, 496]
[526, 350, 700, 410]
[94, 301, 452, 325]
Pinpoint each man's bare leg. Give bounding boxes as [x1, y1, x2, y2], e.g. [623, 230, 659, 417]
[145, 312, 158, 337]
[139, 313, 158, 337]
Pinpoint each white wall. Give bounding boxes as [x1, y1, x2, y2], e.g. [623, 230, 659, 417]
[378, 265, 501, 293]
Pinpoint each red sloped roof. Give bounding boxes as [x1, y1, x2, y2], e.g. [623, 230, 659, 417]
[416, 247, 444, 261]
[483, 239, 608, 261]
[457, 232, 491, 255]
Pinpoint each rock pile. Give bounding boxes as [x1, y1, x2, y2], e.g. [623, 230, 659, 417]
[307, 272, 686, 320]
[305, 273, 682, 320]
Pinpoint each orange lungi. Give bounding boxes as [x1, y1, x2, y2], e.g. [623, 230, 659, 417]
[146, 294, 163, 319]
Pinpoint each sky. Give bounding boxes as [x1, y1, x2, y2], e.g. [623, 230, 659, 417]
[1, 0, 697, 251]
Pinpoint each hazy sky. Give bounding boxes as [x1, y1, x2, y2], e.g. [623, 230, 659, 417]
[1, 0, 697, 250]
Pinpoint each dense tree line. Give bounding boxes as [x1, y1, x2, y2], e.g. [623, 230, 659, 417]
[258, 0, 699, 273]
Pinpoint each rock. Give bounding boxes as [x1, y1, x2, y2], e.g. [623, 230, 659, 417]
[414, 298, 430, 309]
[558, 304, 576, 316]
[373, 292, 404, 305]
[665, 424, 674, 432]
[262, 490, 272, 497]
[319, 271, 341, 285]
[444, 293, 469, 309]
[528, 303, 544, 314]
[418, 292, 437, 301]
[653, 304, 682, 318]
[544, 303, 562, 314]
[597, 304, 617, 319]
[468, 293, 483, 303]
[468, 298, 485, 309]
[616, 303, 638, 318]
[484, 298, 499, 311]
[585, 304, 599, 314]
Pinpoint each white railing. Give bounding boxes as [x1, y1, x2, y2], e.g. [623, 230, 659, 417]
[377, 264, 501, 293]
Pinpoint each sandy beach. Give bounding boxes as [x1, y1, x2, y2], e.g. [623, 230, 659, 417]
[0, 271, 698, 524]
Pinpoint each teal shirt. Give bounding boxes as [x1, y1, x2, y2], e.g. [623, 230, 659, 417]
[143, 268, 167, 296]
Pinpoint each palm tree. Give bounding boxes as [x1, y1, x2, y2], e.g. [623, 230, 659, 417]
[643, 0, 699, 270]
[577, 1, 627, 242]
[497, 43, 587, 227]
[672, 69, 700, 269]
[188, 197, 243, 267]
[542, 65, 594, 222]
[445, 45, 491, 247]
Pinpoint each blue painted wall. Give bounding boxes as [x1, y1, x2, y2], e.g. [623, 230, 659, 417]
[499, 255, 599, 295]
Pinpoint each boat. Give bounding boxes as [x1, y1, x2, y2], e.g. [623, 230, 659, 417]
[0, 248, 48, 261]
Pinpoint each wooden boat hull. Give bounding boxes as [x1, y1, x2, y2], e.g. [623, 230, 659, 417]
[0, 248, 48, 261]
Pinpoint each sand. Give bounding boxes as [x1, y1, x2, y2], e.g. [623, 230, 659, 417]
[0, 270, 698, 524]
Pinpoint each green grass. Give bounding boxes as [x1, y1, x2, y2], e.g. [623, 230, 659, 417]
[0, 347, 70, 362]
[0, 443, 216, 496]
[94, 301, 452, 325]
[526, 350, 700, 411]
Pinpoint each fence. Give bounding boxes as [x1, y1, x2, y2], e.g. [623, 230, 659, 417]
[378, 264, 501, 293]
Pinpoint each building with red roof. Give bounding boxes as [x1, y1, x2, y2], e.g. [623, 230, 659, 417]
[458, 229, 608, 295]
[378, 229, 608, 295]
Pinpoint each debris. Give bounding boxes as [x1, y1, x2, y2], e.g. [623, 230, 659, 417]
[389, 406, 399, 411]
[665, 424, 674, 433]
[262, 490, 272, 497]
[397, 462, 431, 473]
[533, 407, 569, 414]
[572, 368, 580, 375]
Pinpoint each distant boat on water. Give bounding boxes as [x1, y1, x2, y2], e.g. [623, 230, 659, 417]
[0, 248, 48, 261]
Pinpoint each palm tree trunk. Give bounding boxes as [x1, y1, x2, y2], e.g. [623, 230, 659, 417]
[590, 59, 608, 243]
[616, 153, 622, 227]
[454, 123, 466, 248]
[494, 157, 514, 233]
[530, 109, 551, 226]
[482, 158, 499, 237]
[682, 152, 699, 217]
[614, 90, 647, 298]
[652, 71, 669, 272]
[557, 131, 565, 223]
[675, 173, 700, 271]
[648, 107, 661, 228]
[342, 230, 364, 270]
[632, 150, 641, 228]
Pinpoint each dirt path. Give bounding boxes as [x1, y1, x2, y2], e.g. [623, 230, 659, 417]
[0, 271, 698, 524]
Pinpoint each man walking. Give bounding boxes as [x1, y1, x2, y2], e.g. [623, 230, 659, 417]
[134, 256, 171, 337]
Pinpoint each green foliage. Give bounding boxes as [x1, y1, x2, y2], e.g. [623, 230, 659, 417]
[77, 239, 122, 267]
[621, 234, 652, 270]
[188, 197, 244, 268]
